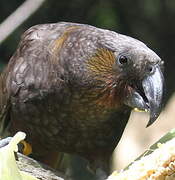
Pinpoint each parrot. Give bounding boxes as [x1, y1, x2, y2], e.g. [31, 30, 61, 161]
[0, 22, 164, 179]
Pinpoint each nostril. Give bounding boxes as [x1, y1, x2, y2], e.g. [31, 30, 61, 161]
[148, 65, 154, 74]
[149, 66, 153, 72]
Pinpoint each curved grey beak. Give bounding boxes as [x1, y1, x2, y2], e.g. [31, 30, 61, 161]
[142, 65, 164, 127]
[124, 65, 164, 127]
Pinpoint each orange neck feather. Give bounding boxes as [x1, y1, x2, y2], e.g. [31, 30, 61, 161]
[87, 49, 125, 108]
[87, 48, 115, 76]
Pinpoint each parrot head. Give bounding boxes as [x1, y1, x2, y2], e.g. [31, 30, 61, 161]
[87, 30, 164, 127]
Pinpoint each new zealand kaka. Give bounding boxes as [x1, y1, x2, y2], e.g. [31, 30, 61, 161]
[0, 22, 164, 178]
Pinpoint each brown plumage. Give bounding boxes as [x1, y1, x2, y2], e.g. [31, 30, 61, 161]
[0, 22, 164, 178]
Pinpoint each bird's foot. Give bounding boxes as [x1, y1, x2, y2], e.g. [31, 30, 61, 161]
[0, 136, 32, 156]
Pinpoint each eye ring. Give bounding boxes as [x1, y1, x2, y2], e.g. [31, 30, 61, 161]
[118, 55, 128, 65]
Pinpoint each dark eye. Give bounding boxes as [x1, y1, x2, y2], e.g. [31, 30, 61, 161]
[118, 55, 128, 65]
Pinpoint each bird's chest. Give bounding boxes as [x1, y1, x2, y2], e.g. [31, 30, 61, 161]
[10, 88, 129, 155]
[48, 91, 119, 150]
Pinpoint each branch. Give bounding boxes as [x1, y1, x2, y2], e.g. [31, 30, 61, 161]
[17, 153, 65, 180]
[0, 0, 46, 44]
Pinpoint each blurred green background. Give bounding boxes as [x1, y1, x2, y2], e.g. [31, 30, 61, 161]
[0, 0, 175, 179]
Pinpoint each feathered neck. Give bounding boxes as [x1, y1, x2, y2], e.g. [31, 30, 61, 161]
[87, 48, 127, 108]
